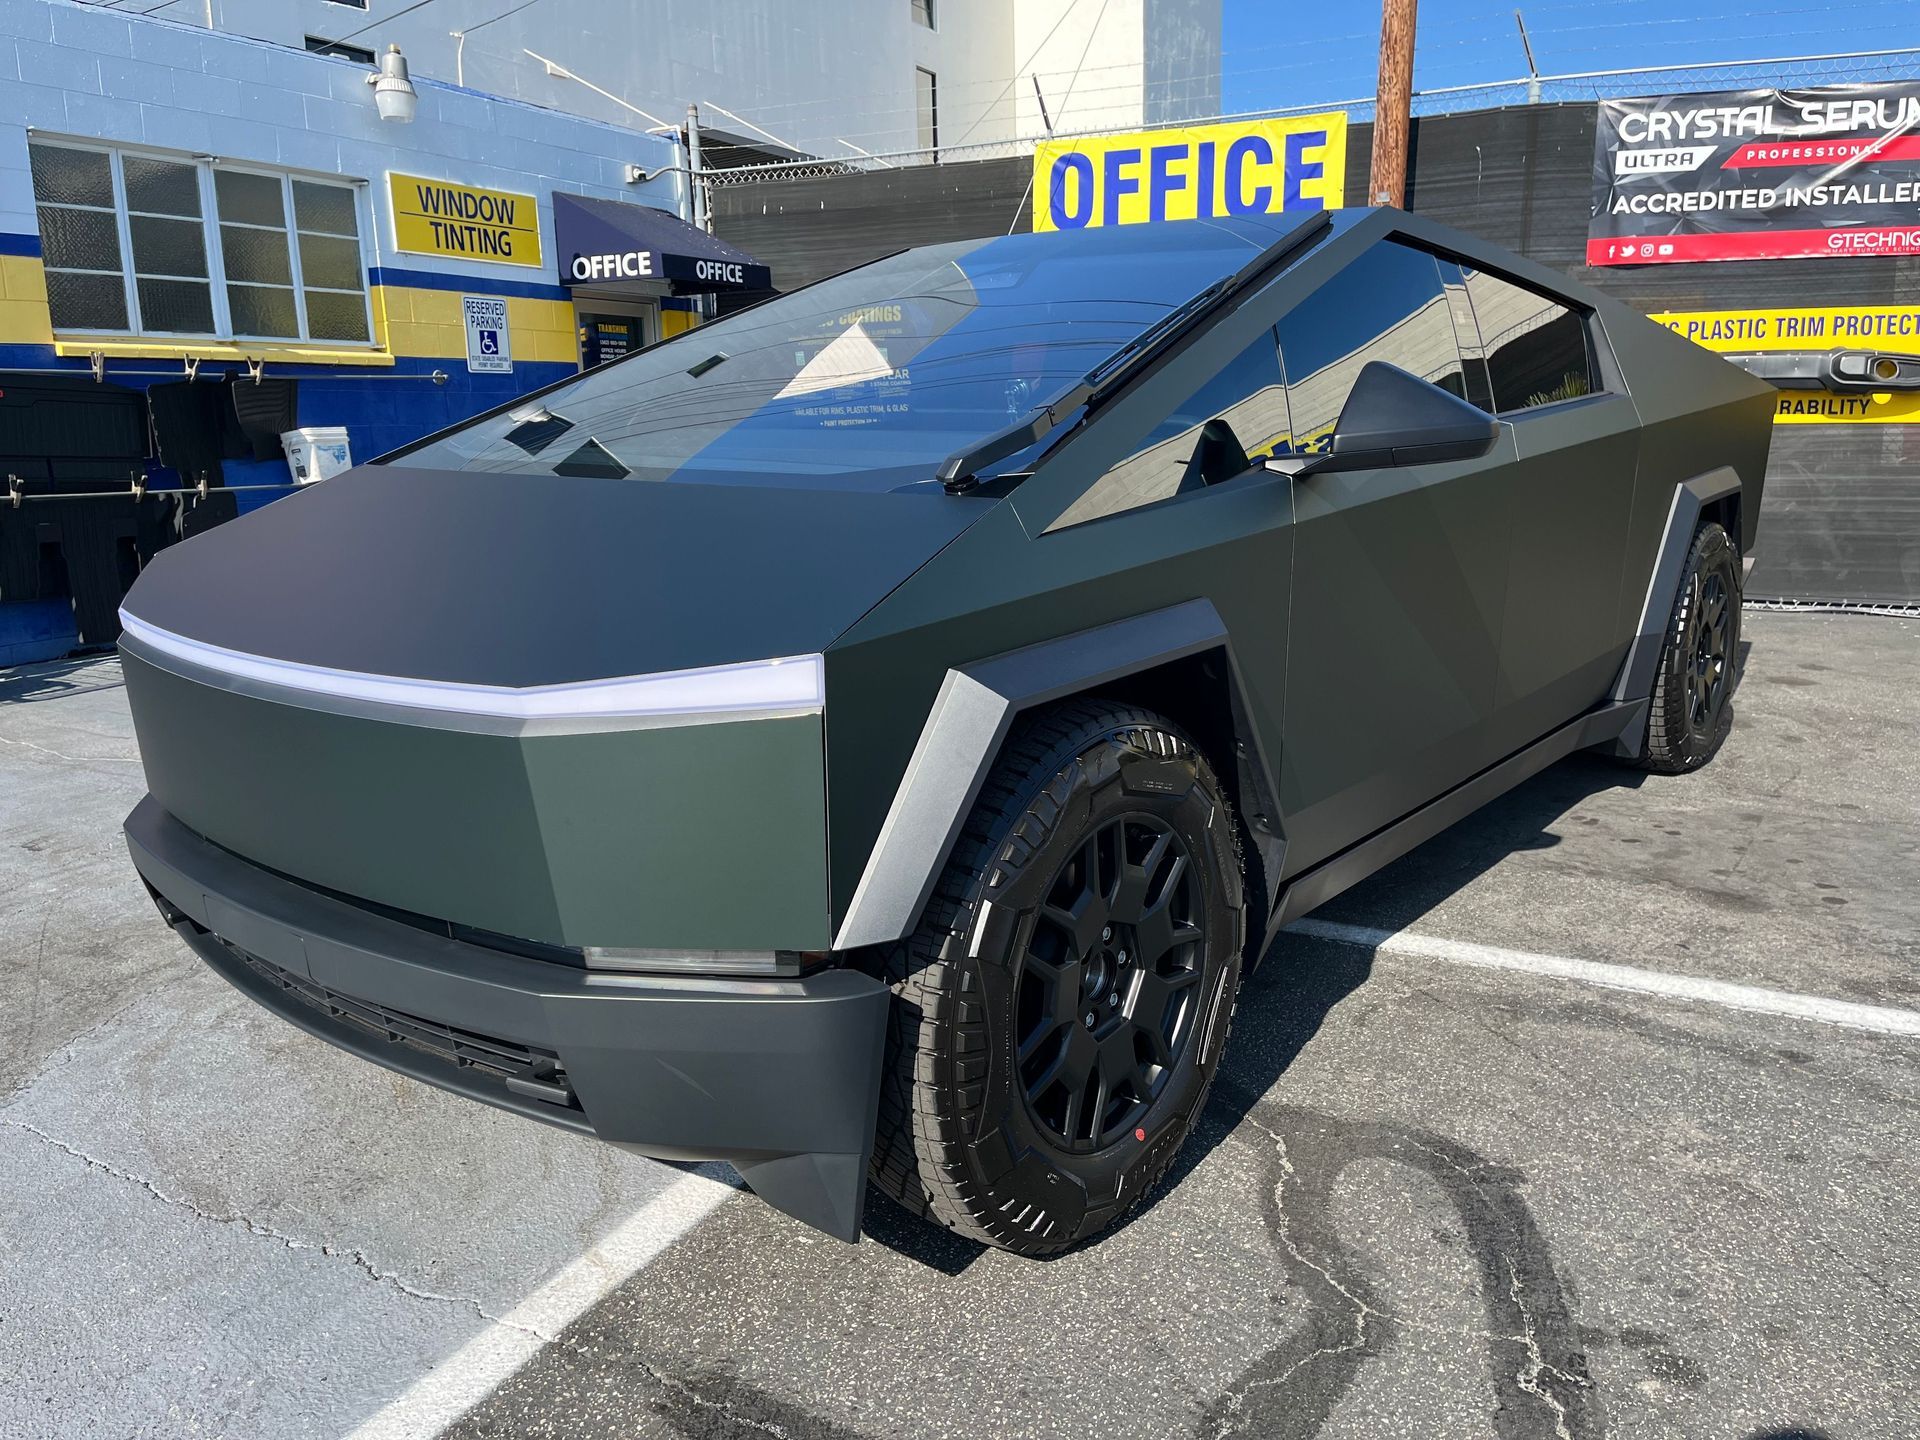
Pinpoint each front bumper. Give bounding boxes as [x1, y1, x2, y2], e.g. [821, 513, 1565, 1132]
[125, 796, 889, 1241]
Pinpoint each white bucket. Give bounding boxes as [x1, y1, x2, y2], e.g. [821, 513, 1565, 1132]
[281, 426, 353, 485]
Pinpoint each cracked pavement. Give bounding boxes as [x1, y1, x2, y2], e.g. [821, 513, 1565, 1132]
[4, 616, 1919, 1439]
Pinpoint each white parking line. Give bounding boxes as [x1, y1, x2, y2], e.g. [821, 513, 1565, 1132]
[345, 1166, 737, 1440]
[1287, 918, 1920, 1038]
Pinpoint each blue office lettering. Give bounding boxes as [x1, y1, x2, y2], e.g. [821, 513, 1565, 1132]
[1196, 140, 1218, 218]
[1148, 143, 1189, 222]
[1049, 152, 1095, 229]
[1283, 130, 1327, 211]
[1225, 135, 1273, 216]
[1103, 147, 1143, 226]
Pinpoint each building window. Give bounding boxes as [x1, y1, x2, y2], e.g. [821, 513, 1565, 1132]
[912, 0, 935, 28]
[325, 0, 370, 8]
[915, 67, 939, 157]
[29, 140, 372, 346]
[29, 145, 129, 331]
[305, 35, 376, 63]
[126, 154, 214, 334]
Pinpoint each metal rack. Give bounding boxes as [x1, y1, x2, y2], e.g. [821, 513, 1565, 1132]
[7, 472, 298, 508]
[0, 351, 449, 385]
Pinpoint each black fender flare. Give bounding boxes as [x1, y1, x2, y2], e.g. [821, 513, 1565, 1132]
[831, 598, 1283, 952]
[1607, 466, 1743, 756]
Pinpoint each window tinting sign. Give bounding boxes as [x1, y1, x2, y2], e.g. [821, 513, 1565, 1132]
[463, 295, 511, 374]
[389, 174, 543, 268]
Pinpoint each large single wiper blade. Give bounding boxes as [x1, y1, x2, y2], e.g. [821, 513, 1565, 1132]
[1082, 209, 1333, 407]
[1084, 282, 1228, 390]
[937, 210, 1334, 494]
[936, 376, 1093, 494]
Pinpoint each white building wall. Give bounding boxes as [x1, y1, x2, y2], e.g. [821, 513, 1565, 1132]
[140, 0, 1223, 165]
[1004, 0, 1220, 141]
[190, 0, 944, 160]
[0, 0, 681, 259]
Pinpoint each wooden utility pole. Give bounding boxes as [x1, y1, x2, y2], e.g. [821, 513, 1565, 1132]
[1369, 0, 1417, 207]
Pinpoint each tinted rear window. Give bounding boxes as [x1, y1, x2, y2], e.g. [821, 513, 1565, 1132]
[1461, 268, 1595, 413]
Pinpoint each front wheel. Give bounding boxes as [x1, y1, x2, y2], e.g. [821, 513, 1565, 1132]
[1640, 520, 1741, 773]
[869, 700, 1245, 1255]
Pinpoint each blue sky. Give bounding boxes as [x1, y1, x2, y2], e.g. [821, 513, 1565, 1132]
[1220, 0, 1920, 114]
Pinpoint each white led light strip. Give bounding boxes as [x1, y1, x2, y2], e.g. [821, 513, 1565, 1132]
[119, 611, 824, 720]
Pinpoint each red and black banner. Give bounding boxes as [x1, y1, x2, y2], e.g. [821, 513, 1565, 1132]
[1589, 83, 1920, 266]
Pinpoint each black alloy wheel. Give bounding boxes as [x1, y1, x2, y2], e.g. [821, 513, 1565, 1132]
[870, 699, 1245, 1255]
[1686, 566, 1733, 733]
[1642, 520, 1741, 773]
[1016, 815, 1205, 1151]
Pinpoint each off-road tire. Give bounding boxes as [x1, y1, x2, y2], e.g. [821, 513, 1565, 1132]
[869, 699, 1245, 1255]
[1641, 521, 1741, 773]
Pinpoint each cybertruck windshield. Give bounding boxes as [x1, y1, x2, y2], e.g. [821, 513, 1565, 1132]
[385, 218, 1307, 492]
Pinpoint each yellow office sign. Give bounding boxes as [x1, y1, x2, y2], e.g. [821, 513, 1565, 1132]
[1033, 114, 1347, 231]
[1649, 304, 1920, 424]
[388, 173, 543, 268]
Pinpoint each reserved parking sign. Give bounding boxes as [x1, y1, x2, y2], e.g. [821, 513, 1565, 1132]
[462, 295, 512, 375]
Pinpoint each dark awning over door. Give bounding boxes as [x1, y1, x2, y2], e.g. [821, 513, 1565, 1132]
[552, 192, 772, 293]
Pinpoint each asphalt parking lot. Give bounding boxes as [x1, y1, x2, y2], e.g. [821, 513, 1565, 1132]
[3, 609, 1916, 1440]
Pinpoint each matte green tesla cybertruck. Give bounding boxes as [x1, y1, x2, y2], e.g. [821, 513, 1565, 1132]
[120, 207, 1772, 1253]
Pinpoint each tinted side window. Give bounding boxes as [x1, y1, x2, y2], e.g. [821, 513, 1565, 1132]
[1050, 332, 1288, 529]
[1462, 269, 1595, 413]
[1438, 260, 1495, 412]
[1276, 242, 1469, 455]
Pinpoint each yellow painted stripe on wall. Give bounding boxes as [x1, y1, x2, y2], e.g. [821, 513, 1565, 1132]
[378, 286, 580, 365]
[0, 253, 54, 345]
[660, 308, 701, 340]
[2, 259, 577, 368]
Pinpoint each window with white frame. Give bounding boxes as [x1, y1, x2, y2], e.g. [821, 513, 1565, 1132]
[915, 68, 938, 157]
[29, 140, 373, 345]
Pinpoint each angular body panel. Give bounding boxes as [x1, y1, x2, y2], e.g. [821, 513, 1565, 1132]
[125, 466, 980, 685]
[124, 647, 831, 950]
[1489, 394, 1641, 761]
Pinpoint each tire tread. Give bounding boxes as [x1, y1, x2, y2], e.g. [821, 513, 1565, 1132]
[868, 699, 1235, 1254]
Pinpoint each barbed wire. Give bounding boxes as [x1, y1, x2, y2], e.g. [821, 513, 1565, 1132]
[699, 46, 1920, 187]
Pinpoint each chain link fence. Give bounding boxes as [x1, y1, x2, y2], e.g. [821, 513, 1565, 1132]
[699, 46, 1920, 189]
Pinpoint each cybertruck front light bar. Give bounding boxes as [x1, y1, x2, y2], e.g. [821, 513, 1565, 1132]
[119, 611, 824, 722]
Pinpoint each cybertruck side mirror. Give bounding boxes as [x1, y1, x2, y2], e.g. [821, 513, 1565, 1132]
[1271, 360, 1502, 477]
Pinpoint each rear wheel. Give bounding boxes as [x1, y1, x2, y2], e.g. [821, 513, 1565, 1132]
[869, 700, 1244, 1255]
[1641, 521, 1741, 772]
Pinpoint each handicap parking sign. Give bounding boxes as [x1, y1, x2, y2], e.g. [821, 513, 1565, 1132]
[462, 296, 512, 374]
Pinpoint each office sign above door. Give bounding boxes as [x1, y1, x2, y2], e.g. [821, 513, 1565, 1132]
[552, 192, 771, 292]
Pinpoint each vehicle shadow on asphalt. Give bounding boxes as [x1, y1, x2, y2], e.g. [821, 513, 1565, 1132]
[0, 653, 124, 704]
[862, 750, 1649, 1274]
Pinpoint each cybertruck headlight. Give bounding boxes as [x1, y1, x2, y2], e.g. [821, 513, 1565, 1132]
[578, 946, 829, 976]
[119, 611, 824, 722]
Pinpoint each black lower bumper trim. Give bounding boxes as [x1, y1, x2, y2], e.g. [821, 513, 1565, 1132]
[127, 796, 889, 1242]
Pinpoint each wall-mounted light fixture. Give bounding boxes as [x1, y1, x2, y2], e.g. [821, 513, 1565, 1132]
[367, 45, 418, 123]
